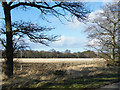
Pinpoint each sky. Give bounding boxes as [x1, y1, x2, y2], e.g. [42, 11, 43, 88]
[0, 2, 112, 52]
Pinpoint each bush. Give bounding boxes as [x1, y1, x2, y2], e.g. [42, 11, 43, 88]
[105, 60, 120, 67]
[52, 70, 67, 76]
[105, 60, 114, 67]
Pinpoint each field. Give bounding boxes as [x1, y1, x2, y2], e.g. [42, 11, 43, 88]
[1, 58, 120, 89]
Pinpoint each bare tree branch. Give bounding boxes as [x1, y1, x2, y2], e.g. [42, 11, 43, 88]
[10, 2, 61, 10]
[0, 38, 6, 48]
[12, 21, 58, 46]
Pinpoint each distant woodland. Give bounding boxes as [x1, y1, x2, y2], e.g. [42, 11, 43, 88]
[1, 49, 97, 58]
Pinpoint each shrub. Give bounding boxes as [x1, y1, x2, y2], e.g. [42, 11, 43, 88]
[52, 70, 67, 76]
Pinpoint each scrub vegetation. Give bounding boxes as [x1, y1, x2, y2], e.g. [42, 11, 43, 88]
[2, 58, 119, 89]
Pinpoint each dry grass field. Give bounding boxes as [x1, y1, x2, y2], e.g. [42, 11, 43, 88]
[1, 58, 120, 89]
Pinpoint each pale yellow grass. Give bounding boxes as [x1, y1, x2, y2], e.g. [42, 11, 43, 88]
[2, 58, 117, 89]
[0, 58, 105, 63]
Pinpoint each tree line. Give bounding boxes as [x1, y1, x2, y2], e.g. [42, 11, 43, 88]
[2, 49, 97, 58]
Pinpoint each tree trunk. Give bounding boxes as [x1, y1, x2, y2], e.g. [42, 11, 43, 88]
[111, 47, 115, 61]
[110, 23, 116, 64]
[111, 35, 116, 65]
[2, 2, 13, 78]
[118, 2, 120, 66]
[117, 29, 120, 66]
[118, 28, 120, 81]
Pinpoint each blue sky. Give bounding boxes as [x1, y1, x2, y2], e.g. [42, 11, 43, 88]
[0, 2, 104, 52]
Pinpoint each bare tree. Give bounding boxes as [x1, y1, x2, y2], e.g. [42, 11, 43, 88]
[0, 1, 89, 77]
[1, 21, 57, 55]
[86, 2, 120, 65]
[118, 1, 120, 66]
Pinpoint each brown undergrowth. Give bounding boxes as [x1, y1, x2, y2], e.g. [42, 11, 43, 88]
[1, 59, 119, 89]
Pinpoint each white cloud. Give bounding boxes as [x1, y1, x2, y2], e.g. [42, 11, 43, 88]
[14, 35, 19, 39]
[102, 0, 119, 2]
[66, 9, 105, 31]
[19, 35, 88, 52]
[88, 39, 100, 46]
[53, 35, 77, 47]
[51, 35, 87, 48]
[88, 10, 104, 21]
[102, 1, 120, 10]
[66, 17, 86, 30]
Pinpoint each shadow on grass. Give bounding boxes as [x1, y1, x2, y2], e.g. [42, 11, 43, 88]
[38, 70, 119, 88]
[2, 64, 120, 89]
